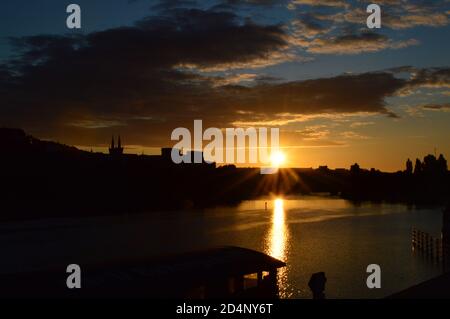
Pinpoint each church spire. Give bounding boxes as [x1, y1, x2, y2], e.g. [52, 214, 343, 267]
[109, 134, 123, 156]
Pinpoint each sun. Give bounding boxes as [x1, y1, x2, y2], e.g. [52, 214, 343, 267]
[270, 151, 286, 168]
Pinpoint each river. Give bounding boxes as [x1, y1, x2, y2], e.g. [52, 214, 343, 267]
[0, 195, 443, 298]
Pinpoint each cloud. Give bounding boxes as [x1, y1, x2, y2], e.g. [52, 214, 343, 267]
[340, 131, 369, 140]
[150, 0, 199, 11]
[405, 102, 450, 117]
[68, 118, 127, 129]
[290, 0, 349, 8]
[301, 32, 419, 54]
[291, 14, 332, 38]
[408, 68, 450, 89]
[396, 67, 450, 95]
[0, 4, 448, 148]
[2, 65, 410, 146]
[311, 1, 449, 30]
[349, 121, 375, 128]
[222, 0, 280, 6]
[295, 125, 330, 140]
[372, 1, 449, 30]
[5, 31, 447, 147]
[209, 73, 258, 86]
[422, 103, 450, 111]
[384, 12, 449, 29]
[289, 5, 422, 55]
[233, 72, 405, 117]
[279, 129, 347, 148]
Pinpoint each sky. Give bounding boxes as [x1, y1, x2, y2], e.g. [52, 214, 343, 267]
[0, 0, 449, 171]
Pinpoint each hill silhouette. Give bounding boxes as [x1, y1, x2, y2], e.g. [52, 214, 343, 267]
[0, 128, 448, 221]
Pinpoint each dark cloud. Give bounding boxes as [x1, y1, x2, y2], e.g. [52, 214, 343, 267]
[290, 0, 349, 8]
[0, 8, 290, 143]
[253, 74, 284, 83]
[224, 71, 405, 120]
[408, 67, 450, 88]
[0, 7, 449, 148]
[149, 0, 199, 11]
[210, 0, 285, 13]
[223, 0, 281, 6]
[392, 67, 450, 95]
[422, 103, 450, 110]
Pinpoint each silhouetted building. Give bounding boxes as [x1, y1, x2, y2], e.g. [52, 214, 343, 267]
[161, 147, 174, 161]
[161, 147, 215, 167]
[186, 150, 209, 164]
[109, 135, 124, 156]
[350, 163, 360, 174]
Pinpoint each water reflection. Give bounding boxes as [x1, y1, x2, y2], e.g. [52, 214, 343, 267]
[265, 198, 290, 298]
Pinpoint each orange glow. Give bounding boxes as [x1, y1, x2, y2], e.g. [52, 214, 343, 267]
[271, 151, 286, 168]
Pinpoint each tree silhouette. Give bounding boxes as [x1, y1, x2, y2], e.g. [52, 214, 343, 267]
[421, 154, 448, 175]
[414, 158, 422, 175]
[423, 154, 437, 174]
[405, 158, 413, 174]
[438, 154, 448, 172]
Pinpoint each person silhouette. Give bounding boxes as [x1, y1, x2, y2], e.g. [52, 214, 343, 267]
[308, 272, 327, 299]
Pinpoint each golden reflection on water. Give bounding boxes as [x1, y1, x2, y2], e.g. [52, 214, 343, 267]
[265, 198, 290, 298]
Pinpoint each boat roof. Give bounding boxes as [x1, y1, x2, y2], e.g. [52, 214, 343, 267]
[138, 246, 284, 274]
[86, 246, 286, 283]
[0, 246, 286, 297]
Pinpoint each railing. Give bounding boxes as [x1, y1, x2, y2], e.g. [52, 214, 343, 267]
[411, 227, 443, 262]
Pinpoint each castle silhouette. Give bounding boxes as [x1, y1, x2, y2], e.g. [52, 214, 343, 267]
[106, 133, 214, 166]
